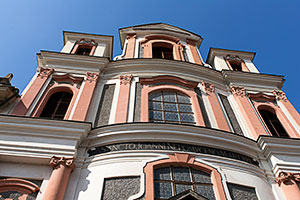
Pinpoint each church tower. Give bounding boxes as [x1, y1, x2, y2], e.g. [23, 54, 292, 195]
[0, 23, 300, 200]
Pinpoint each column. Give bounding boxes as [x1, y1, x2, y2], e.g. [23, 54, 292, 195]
[11, 67, 54, 116]
[42, 156, 75, 200]
[276, 172, 300, 200]
[202, 82, 230, 132]
[72, 72, 99, 121]
[231, 86, 267, 139]
[124, 34, 136, 59]
[115, 75, 132, 123]
[187, 39, 202, 65]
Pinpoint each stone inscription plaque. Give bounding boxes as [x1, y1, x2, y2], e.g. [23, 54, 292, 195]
[88, 142, 258, 166]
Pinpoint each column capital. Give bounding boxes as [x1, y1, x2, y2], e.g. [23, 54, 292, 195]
[126, 34, 136, 40]
[38, 67, 54, 78]
[276, 171, 300, 186]
[273, 90, 287, 101]
[120, 74, 133, 85]
[230, 86, 245, 97]
[49, 156, 75, 170]
[201, 81, 214, 93]
[86, 72, 100, 83]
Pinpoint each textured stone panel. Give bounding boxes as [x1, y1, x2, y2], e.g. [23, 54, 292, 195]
[95, 84, 115, 126]
[134, 83, 142, 122]
[227, 183, 258, 200]
[219, 94, 243, 135]
[102, 176, 140, 200]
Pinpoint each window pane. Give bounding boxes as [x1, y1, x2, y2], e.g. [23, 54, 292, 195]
[150, 111, 163, 120]
[163, 92, 176, 102]
[195, 185, 216, 200]
[175, 184, 193, 195]
[180, 113, 195, 123]
[154, 167, 171, 180]
[154, 182, 173, 199]
[173, 167, 191, 182]
[150, 92, 162, 101]
[150, 101, 163, 110]
[165, 112, 179, 122]
[164, 103, 178, 112]
[177, 93, 190, 103]
[179, 104, 193, 112]
[192, 169, 211, 183]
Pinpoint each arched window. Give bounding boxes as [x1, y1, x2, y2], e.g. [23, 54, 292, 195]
[152, 42, 174, 60]
[258, 108, 289, 137]
[154, 166, 215, 200]
[71, 39, 97, 56]
[149, 91, 195, 124]
[40, 91, 73, 120]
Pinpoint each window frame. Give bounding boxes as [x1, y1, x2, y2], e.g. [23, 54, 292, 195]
[32, 74, 83, 120]
[71, 39, 97, 56]
[248, 92, 299, 138]
[224, 55, 249, 72]
[140, 76, 206, 126]
[144, 153, 226, 200]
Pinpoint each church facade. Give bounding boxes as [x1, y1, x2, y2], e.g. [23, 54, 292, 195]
[0, 23, 300, 200]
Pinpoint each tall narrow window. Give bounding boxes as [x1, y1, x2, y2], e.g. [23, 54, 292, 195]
[40, 92, 73, 120]
[154, 166, 215, 200]
[152, 43, 173, 60]
[149, 91, 195, 124]
[258, 109, 289, 137]
[229, 61, 242, 71]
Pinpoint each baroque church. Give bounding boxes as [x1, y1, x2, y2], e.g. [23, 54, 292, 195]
[0, 23, 300, 200]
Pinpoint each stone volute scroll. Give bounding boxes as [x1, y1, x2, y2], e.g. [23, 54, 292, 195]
[119, 74, 133, 85]
[201, 81, 215, 94]
[273, 90, 287, 102]
[86, 72, 100, 83]
[276, 171, 300, 200]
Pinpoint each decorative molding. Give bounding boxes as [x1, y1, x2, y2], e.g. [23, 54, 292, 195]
[49, 156, 75, 170]
[273, 90, 287, 101]
[140, 75, 198, 89]
[225, 55, 242, 62]
[276, 171, 300, 186]
[248, 92, 275, 102]
[38, 67, 54, 78]
[201, 81, 215, 93]
[0, 178, 40, 193]
[119, 74, 133, 85]
[230, 86, 245, 97]
[86, 72, 100, 83]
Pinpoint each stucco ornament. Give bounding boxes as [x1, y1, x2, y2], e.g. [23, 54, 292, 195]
[119, 74, 133, 85]
[201, 81, 215, 93]
[276, 172, 300, 186]
[273, 90, 287, 101]
[86, 72, 99, 82]
[230, 86, 245, 97]
[49, 156, 75, 169]
[38, 67, 54, 78]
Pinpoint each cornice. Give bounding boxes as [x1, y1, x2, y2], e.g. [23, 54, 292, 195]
[105, 59, 227, 90]
[88, 123, 259, 159]
[222, 70, 285, 91]
[257, 136, 300, 159]
[0, 115, 91, 164]
[37, 51, 110, 74]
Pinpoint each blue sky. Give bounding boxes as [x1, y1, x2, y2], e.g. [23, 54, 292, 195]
[1, 0, 300, 111]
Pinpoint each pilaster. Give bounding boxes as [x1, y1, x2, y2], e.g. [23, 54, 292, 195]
[202, 82, 230, 131]
[11, 67, 54, 116]
[124, 34, 136, 59]
[230, 86, 267, 139]
[42, 156, 75, 200]
[115, 75, 133, 123]
[72, 72, 99, 121]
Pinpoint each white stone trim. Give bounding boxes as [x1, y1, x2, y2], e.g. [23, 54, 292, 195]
[60, 40, 76, 53]
[227, 94, 253, 139]
[69, 79, 86, 120]
[109, 79, 121, 124]
[25, 74, 53, 117]
[214, 88, 234, 132]
[127, 77, 139, 123]
[21, 73, 37, 96]
[244, 59, 259, 73]
[198, 83, 218, 129]
[277, 100, 300, 135]
[181, 41, 194, 63]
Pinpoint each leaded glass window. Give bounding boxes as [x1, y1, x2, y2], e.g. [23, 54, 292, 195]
[154, 166, 216, 200]
[149, 91, 195, 124]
